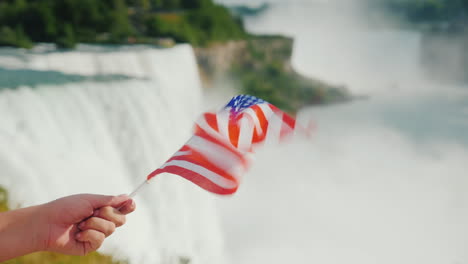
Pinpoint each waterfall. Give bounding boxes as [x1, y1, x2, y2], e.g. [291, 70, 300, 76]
[0, 44, 226, 264]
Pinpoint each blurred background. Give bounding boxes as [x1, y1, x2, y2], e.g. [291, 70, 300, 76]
[0, 0, 467, 263]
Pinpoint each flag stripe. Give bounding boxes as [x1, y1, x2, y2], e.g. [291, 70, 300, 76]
[167, 151, 238, 182]
[236, 116, 254, 153]
[194, 128, 246, 166]
[151, 165, 238, 194]
[249, 105, 269, 143]
[216, 110, 230, 141]
[186, 135, 246, 174]
[204, 112, 219, 132]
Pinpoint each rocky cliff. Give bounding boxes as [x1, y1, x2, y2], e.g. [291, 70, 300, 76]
[194, 35, 350, 112]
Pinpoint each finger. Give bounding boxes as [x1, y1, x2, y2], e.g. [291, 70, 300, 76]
[78, 217, 116, 237]
[118, 199, 136, 215]
[75, 229, 105, 252]
[94, 206, 126, 227]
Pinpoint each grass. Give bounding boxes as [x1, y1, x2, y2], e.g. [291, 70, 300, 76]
[2, 252, 128, 264]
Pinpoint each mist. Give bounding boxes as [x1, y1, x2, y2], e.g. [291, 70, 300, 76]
[214, 0, 468, 263]
[221, 0, 467, 94]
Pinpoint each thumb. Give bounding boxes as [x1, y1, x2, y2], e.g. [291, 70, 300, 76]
[81, 194, 130, 209]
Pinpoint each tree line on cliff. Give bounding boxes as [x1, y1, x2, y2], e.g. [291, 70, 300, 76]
[0, 0, 246, 48]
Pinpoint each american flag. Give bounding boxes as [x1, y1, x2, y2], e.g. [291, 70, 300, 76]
[147, 95, 300, 195]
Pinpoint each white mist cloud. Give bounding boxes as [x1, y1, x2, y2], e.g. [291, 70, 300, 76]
[213, 1, 468, 264]
[231, 0, 467, 95]
[218, 103, 468, 264]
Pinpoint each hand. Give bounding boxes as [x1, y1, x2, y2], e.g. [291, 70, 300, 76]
[41, 194, 136, 255]
[0, 193, 136, 261]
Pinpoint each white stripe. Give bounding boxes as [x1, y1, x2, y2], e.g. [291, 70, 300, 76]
[196, 115, 218, 135]
[216, 110, 230, 141]
[187, 135, 245, 174]
[258, 103, 275, 120]
[242, 107, 263, 134]
[160, 160, 237, 189]
[237, 116, 254, 153]
[173, 151, 192, 157]
[265, 112, 283, 144]
[256, 103, 283, 144]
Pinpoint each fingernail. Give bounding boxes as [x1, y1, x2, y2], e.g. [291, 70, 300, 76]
[125, 199, 135, 209]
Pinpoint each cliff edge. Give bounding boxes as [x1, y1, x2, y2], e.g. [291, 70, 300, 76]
[195, 35, 350, 112]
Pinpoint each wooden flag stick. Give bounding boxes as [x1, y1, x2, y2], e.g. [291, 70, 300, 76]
[128, 180, 150, 198]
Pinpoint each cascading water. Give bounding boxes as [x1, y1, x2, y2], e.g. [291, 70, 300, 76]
[0, 44, 226, 264]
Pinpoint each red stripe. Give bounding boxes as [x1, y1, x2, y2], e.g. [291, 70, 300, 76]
[146, 145, 239, 194]
[268, 104, 296, 139]
[194, 124, 202, 134]
[280, 113, 296, 139]
[147, 143, 241, 183]
[195, 113, 219, 134]
[251, 105, 269, 131]
[150, 166, 238, 195]
[281, 112, 296, 129]
[228, 119, 240, 148]
[167, 149, 239, 183]
[250, 105, 268, 143]
[204, 112, 219, 132]
[179, 145, 190, 152]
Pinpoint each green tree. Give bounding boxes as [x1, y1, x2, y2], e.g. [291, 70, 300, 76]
[181, 0, 213, 9]
[0, 25, 33, 48]
[56, 23, 76, 48]
[0, 0, 247, 48]
[109, 0, 135, 41]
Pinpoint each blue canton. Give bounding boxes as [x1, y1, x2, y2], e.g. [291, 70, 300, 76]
[225, 95, 266, 116]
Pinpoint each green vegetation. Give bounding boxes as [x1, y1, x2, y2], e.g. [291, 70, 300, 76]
[228, 36, 349, 112]
[143, 4, 245, 46]
[240, 68, 348, 112]
[0, 0, 246, 48]
[0, 186, 9, 212]
[3, 252, 128, 264]
[0, 186, 128, 264]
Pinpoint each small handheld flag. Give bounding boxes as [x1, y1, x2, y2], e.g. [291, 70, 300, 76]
[129, 95, 307, 196]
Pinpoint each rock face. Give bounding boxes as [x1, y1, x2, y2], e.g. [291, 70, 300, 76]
[194, 35, 350, 111]
[194, 40, 248, 86]
[194, 36, 295, 85]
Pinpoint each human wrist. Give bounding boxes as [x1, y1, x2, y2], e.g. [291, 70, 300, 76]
[29, 203, 52, 252]
[0, 204, 47, 260]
